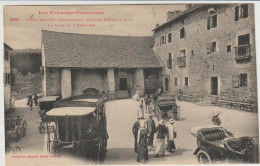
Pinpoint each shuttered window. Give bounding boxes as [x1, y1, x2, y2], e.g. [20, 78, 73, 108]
[235, 4, 249, 21]
[232, 75, 239, 88]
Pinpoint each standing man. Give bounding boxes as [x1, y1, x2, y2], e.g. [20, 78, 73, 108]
[212, 111, 221, 126]
[136, 121, 149, 163]
[167, 119, 177, 152]
[27, 94, 33, 110]
[147, 113, 156, 149]
[34, 94, 39, 106]
[132, 116, 144, 153]
[154, 119, 168, 158]
[137, 101, 144, 118]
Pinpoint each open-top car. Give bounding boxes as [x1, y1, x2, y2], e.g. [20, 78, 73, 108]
[44, 94, 108, 162]
[190, 125, 259, 164]
[153, 94, 180, 120]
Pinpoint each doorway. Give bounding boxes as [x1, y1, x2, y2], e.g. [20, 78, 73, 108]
[120, 78, 127, 90]
[211, 77, 218, 95]
[165, 78, 169, 92]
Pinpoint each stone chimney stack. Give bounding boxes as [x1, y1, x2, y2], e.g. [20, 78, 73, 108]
[167, 10, 182, 21]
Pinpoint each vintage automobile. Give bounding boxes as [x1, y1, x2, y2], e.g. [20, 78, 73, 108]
[190, 125, 259, 164]
[44, 94, 108, 162]
[5, 116, 27, 142]
[38, 96, 59, 134]
[153, 94, 180, 120]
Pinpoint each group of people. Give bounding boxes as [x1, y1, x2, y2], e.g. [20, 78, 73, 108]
[27, 94, 38, 110]
[132, 114, 177, 163]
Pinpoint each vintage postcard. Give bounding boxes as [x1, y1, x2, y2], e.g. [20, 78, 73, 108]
[3, 3, 259, 165]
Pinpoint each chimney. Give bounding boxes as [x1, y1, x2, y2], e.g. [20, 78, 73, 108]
[156, 23, 159, 28]
[186, 4, 194, 9]
[167, 10, 182, 21]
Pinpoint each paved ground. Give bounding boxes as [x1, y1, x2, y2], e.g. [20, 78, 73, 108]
[5, 98, 259, 165]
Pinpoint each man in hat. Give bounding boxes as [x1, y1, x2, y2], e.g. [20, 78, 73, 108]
[154, 119, 168, 158]
[167, 119, 177, 152]
[147, 113, 156, 149]
[212, 111, 221, 126]
[132, 115, 144, 153]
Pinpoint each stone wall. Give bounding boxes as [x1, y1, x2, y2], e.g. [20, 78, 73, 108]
[154, 4, 257, 103]
[71, 69, 107, 96]
[46, 68, 61, 96]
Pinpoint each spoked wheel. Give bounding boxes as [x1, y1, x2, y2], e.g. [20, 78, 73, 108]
[22, 120, 27, 137]
[197, 150, 212, 164]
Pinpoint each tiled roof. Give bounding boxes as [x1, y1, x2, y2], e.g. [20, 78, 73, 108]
[153, 4, 204, 32]
[42, 30, 162, 68]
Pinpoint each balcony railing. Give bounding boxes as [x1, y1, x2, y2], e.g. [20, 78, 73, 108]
[234, 44, 251, 60]
[177, 56, 186, 67]
[167, 59, 172, 68]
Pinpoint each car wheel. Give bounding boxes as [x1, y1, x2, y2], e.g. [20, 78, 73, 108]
[197, 150, 212, 164]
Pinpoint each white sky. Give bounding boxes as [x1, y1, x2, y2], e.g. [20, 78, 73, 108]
[4, 4, 186, 49]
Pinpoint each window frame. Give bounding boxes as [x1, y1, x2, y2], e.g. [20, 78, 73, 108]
[207, 9, 218, 30]
[235, 4, 249, 21]
[180, 27, 185, 39]
[239, 73, 247, 87]
[184, 77, 189, 86]
[168, 33, 172, 43]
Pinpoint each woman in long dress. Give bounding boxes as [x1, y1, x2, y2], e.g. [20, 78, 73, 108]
[167, 119, 176, 152]
[154, 119, 168, 158]
[137, 121, 149, 163]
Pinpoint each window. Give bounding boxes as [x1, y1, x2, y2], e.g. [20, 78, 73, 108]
[207, 42, 217, 54]
[232, 74, 248, 88]
[240, 74, 247, 87]
[180, 49, 186, 57]
[160, 35, 166, 45]
[207, 8, 217, 30]
[211, 42, 216, 52]
[235, 4, 248, 21]
[180, 27, 185, 39]
[235, 34, 250, 58]
[168, 53, 172, 67]
[191, 50, 194, 56]
[227, 45, 231, 52]
[5, 73, 11, 85]
[4, 50, 9, 61]
[184, 77, 189, 86]
[168, 33, 172, 43]
[174, 77, 178, 86]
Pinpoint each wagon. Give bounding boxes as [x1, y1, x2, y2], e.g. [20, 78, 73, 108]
[190, 126, 259, 164]
[44, 94, 108, 162]
[5, 116, 27, 142]
[153, 94, 181, 120]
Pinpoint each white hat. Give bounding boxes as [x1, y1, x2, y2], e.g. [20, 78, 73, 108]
[169, 118, 175, 124]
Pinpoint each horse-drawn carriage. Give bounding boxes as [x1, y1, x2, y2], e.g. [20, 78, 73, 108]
[5, 116, 27, 142]
[190, 126, 259, 164]
[153, 94, 181, 120]
[43, 94, 108, 162]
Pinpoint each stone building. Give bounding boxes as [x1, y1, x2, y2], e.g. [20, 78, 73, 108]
[4, 43, 13, 112]
[153, 4, 257, 103]
[41, 30, 162, 99]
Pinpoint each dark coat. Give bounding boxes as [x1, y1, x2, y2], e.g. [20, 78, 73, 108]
[155, 124, 168, 139]
[147, 119, 156, 135]
[132, 121, 140, 138]
[212, 115, 221, 126]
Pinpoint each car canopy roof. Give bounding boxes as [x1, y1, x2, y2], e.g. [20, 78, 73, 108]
[46, 107, 96, 116]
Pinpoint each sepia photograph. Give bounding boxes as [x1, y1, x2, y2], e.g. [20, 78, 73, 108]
[3, 3, 259, 165]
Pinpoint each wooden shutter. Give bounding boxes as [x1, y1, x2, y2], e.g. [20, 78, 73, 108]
[206, 43, 212, 54]
[235, 6, 239, 21]
[232, 75, 239, 88]
[243, 4, 248, 18]
[207, 17, 210, 30]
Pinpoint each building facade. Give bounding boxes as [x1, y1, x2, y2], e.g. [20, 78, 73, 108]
[153, 4, 257, 103]
[4, 43, 13, 112]
[41, 30, 162, 99]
